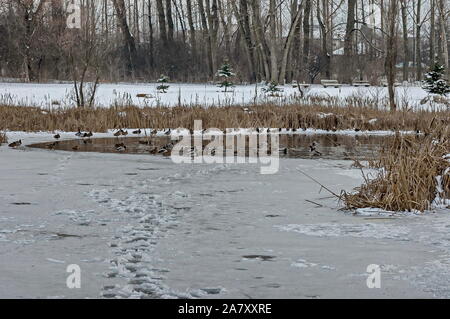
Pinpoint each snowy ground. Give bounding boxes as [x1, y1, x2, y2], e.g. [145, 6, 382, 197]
[1, 131, 450, 299]
[0, 81, 437, 110]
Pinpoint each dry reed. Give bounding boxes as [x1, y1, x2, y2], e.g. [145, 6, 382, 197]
[344, 122, 450, 212]
[0, 103, 448, 133]
[0, 131, 7, 144]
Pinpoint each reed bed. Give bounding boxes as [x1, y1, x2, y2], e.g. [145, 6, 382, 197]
[0, 131, 7, 144]
[344, 122, 450, 212]
[0, 103, 448, 133]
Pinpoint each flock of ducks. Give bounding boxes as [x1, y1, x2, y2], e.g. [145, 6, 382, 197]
[7, 127, 324, 157]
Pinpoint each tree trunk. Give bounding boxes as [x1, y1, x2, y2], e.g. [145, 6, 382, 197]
[269, 0, 278, 82]
[385, 0, 399, 111]
[112, 0, 137, 78]
[416, 0, 422, 81]
[251, 0, 270, 81]
[156, 0, 168, 46]
[165, 0, 174, 43]
[343, 0, 356, 83]
[279, 2, 303, 83]
[438, 0, 449, 79]
[430, 0, 435, 66]
[186, 0, 197, 59]
[401, 0, 409, 82]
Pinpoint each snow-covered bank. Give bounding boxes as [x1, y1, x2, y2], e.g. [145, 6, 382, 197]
[0, 131, 449, 298]
[0, 82, 441, 110]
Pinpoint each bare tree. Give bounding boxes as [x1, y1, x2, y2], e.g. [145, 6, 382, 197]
[385, 0, 399, 111]
[112, 0, 137, 78]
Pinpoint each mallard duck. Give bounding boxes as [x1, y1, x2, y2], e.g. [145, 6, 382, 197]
[54, 133, 61, 139]
[138, 140, 152, 145]
[47, 142, 58, 150]
[114, 130, 122, 137]
[115, 143, 125, 149]
[309, 142, 322, 156]
[115, 143, 127, 152]
[8, 140, 22, 148]
[133, 129, 142, 135]
[279, 147, 288, 155]
[309, 141, 318, 152]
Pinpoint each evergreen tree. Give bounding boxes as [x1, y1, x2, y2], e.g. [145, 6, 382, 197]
[157, 75, 170, 93]
[262, 81, 283, 97]
[423, 63, 450, 96]
[216, 62, 235, 92]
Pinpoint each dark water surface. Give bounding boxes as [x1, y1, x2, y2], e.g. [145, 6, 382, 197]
[28, 134, 391, 160]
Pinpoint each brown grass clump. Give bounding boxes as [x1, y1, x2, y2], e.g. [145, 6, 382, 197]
[0, 103, 448, 133]
[0, 131, 7, 144]
[344, 122, 450, 212]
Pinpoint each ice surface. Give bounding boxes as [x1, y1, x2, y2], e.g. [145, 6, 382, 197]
[0, 131, 449, 298]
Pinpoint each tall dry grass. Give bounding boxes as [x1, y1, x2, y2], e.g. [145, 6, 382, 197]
[0, 103, 448, 133]
[344, 122, 450, 212]
[0, 131, 7, 144]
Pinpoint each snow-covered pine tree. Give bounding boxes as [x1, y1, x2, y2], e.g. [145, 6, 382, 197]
[157, 75, 170, 93]
[423, 63, 450, 96]
[262, 81, 283, 97]
[216, 62, 235, 92]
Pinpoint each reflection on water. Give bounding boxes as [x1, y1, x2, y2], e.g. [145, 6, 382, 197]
[28, 134, 391, 160]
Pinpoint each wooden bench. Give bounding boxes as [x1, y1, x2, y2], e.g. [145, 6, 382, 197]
[380, 80, 401, 87]
[292, 81, 311, 89]
[352, 80, 371, 87]
[321, 79, 342, 88]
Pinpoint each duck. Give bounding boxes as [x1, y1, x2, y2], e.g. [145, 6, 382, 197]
[151, 129, 158, 135]
[132, 129, 142, 135]
[54, 133, 61, 139]
[165, 129, 171, 136]
[47, 142, 58, 150]
[114, 130, 122, 137]
[75, 128, 83, 137]
[72, 145, 79, 151]
[121, 130, 128, 136]
[309, 141, 322, 156]
[8, 140, 22, 148]
[115, 142, 126, 149]
[162, 149, 172, 157]
[82, 131, 93, 138]
[138, 140, 152, 145]
[115, 143, 127, 152]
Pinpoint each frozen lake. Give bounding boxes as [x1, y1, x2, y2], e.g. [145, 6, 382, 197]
[0, 131, 449, 298]
[0, 81, 433, 109]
